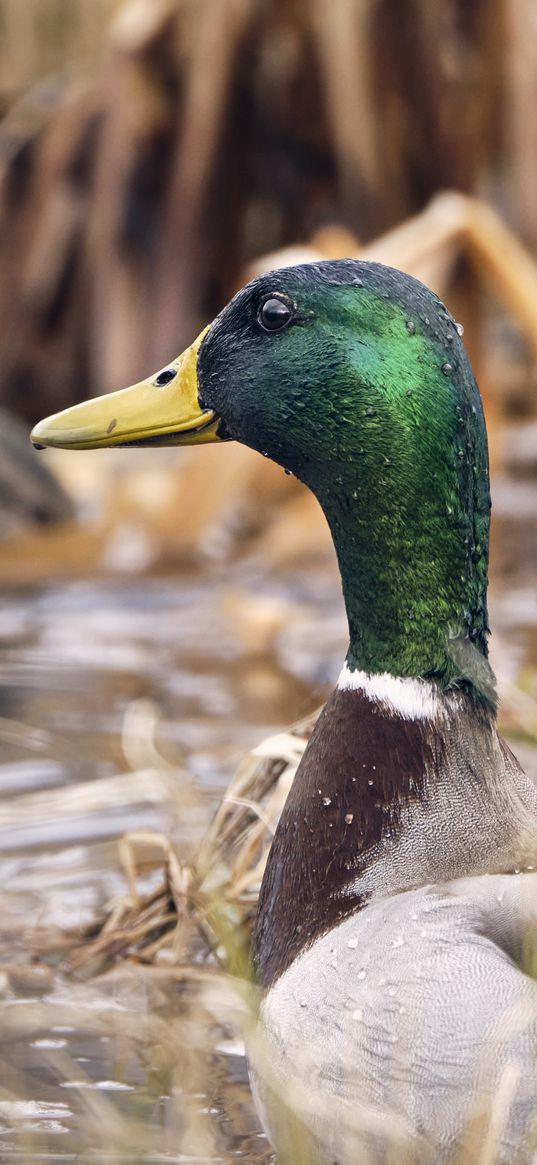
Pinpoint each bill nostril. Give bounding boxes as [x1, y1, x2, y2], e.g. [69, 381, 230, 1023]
[155, 368, 176, 386]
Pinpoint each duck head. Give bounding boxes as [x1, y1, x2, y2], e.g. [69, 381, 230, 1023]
[31, 259, 493, 701]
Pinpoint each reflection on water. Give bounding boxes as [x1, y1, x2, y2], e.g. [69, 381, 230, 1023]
[0, 477, 536, 1160]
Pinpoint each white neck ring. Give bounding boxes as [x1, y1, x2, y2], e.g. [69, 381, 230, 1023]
[337, 664, 446, 721]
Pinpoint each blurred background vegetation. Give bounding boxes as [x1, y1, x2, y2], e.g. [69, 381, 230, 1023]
[1, 0, 537, 553]
[0, 2, 536, 1162]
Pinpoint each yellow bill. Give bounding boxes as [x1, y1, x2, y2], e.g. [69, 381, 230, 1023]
[30, 327, 224, 450]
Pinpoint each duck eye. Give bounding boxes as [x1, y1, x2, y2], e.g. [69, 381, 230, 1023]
[257, 295, 294, 333]
[155, 368, 176, 386]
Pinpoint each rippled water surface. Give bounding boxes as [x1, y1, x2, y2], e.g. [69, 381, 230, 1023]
[0, 553, 346, 1163]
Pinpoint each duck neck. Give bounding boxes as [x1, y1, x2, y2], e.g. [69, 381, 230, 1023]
[314, 456, 493, 700]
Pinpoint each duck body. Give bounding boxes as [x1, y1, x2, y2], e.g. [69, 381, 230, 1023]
[253, 872, 537, 1164]
[251, 679, 537, 1163]
[31, 259, 537, 1163]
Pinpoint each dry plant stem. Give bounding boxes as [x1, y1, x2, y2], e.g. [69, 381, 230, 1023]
[0, 769, 172, 833]
[0, 0, 124, 110]
[152, 0, 253, 358]
[505, 0, 537, 253]
[364, 191, 537, 359]
[311, 0, 378, 223]
[46, 716, 316, 978]
[478, 1064, 522, 1165]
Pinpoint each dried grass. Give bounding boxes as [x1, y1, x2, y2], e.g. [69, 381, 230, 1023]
[0, 699, 319, 1161]
[52, 709, 317, 980]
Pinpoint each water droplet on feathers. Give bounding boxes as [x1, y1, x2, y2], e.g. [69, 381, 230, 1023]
[455, 321, 464, 336]
[442, 362, 453, 375]
[406, 320, 415, 334]
[322, 796, 331, 806]
[347, 937, 358, 949]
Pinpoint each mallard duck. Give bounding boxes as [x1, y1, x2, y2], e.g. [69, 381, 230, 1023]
[32, 260, 537, 1164]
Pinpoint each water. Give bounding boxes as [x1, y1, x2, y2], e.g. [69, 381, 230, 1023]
[0, 555, 343, 1162]
[0, 471, 536, 1161]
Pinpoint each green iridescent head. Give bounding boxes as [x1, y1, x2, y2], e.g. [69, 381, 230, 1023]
[31, 259, 493, 702]
[199, 260, 492, 699]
